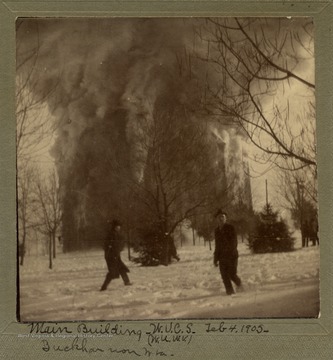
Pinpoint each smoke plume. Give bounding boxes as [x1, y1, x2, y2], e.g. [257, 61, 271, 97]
[17, 18, 254, 249]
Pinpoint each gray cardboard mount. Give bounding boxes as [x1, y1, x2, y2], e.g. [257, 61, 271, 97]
[0, 1, 332, 359]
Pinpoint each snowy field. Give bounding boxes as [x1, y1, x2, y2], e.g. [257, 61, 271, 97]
[19, 236, 320, 321]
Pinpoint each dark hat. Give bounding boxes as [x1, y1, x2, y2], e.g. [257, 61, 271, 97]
[215, 209, 227, 218]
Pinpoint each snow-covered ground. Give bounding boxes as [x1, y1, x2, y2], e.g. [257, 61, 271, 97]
[19, 236, 320, 321]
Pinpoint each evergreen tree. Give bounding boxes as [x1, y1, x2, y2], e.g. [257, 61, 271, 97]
[132, 221, 165, 266]
[248, 203, 295, 254]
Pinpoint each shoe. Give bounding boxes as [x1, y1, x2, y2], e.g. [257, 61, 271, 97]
[231, 294, 240, 298]
[124, 282, 133, 286]
[100, 287, 106, 291]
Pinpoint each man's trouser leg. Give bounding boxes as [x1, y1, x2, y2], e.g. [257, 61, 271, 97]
[229, 257, 241, 287]
[219, 262, 234, 295]
[120, 270, 130, 285]
[101, 272, 112, 290]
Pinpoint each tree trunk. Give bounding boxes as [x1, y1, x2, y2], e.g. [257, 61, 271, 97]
[127, 229, 131, 261]
[180, 224, 183, 247]
[163, 235, 169, 266]
[49, 233, 53, 269]
[52, 231, 56, 259]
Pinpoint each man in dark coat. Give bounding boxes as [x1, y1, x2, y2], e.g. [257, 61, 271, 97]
[214, 209, 243, 295]
[100, 219, 132, 291]
[309, 218, 319, 246]
[166, 233, 180, 264]
[302, 220, 310, 247]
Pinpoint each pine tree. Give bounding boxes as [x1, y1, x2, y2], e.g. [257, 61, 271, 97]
[132, 222, 165, 266]
[248, 203, 295, 253]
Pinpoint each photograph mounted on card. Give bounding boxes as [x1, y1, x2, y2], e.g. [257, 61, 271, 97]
[16, 16, 319, 322]
[1, 1, 333, 359]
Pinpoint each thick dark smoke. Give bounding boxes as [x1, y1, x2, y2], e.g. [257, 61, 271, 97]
[17, 18, 253, 250]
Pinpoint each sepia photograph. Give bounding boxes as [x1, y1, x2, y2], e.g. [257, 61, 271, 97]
[16, 17, 319, 322]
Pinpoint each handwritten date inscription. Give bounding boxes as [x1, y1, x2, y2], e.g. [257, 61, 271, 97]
[205, 322, 269, 334]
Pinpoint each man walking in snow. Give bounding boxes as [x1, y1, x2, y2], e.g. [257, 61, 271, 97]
[214, 209, 243, 295]
[100, 219, 132, 291]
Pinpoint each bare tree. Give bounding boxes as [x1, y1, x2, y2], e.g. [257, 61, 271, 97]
[16, 19, 58, 162]
[142, 112, 212, 226]
[34, 169, 62, 269]
[274, 97, 317, 236]
[129, 106, 220, 263]
[16, 20, 60, 262]
[193, 18, 316, 171]
[277, 167, 317, 227]
[17, 162, 36, 265]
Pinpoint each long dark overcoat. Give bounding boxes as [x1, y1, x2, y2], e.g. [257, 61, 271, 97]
[104, 227, 129, 280]
[214, 223, 238, 264]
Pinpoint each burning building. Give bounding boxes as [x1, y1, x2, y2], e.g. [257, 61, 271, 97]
[17, 18, 253, 251]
